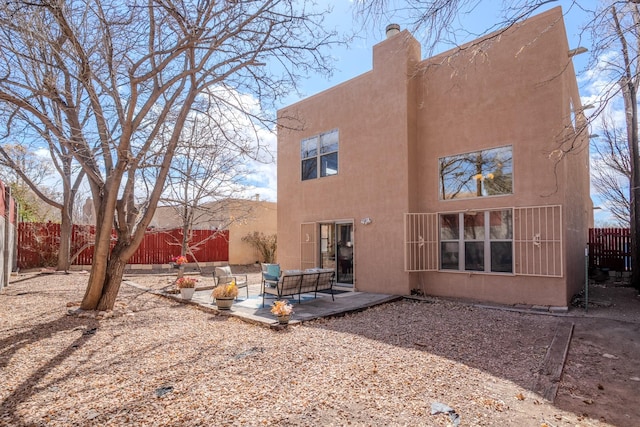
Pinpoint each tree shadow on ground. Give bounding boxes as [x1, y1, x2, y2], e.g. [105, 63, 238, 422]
[0, 315, 99, 426]
[308, 299, 557, 393]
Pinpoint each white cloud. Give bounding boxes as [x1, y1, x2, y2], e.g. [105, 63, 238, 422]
[191, 86, 279, 203]
[242, 125, 278, 202]
[580, 50, 627, 132]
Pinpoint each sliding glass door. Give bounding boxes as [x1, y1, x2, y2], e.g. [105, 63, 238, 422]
[336, 223, 354, 285]
[319, 224, 336, 271]
[319, 222, 354, 286]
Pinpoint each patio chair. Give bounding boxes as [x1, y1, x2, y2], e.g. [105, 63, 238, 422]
[261, 263, 281, 288]
[213, 266, 249, 299]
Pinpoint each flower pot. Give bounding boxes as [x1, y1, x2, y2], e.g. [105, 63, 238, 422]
[180, 287, 195, 300]
[215, 297, 234, 310]
[276, 315, 290, 325]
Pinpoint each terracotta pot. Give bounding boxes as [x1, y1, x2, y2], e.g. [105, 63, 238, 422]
[215, 297, 234, 310]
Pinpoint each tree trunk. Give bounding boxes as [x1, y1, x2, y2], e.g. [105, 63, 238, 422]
[57, 206, 72, 271]
[80, 194, 118, 310]
[622, 79, 640, 291]
[81, 247, 108, 310]
[96, 255, 127, 311]
[610, 4, 640, 290]
[81, 238, 129, 311]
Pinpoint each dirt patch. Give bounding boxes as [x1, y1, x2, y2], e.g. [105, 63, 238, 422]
[555, 316, 640, 426]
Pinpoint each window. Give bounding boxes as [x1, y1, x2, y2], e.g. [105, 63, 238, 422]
[439, 209, 513, 273]
[301, 129, 338, 180]
[439, 146, 513, 200]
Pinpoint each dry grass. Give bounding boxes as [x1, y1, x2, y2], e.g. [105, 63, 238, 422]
[0, 272, 610, 426]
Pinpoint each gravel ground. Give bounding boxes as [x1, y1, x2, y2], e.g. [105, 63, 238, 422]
[0, 271, 619, 426]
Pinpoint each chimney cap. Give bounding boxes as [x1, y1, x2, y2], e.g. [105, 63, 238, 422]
[385, 23, 400, 38]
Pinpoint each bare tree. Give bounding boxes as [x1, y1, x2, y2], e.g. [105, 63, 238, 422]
[583, 1, 640, 290]
[591, 114, 631, 226]
[155, 104, 258, 268]
[0, 143, 58, 222]
[0, 141, 91, 269]
[0, 133, 86, 271]
[352, 0, 566, 55]
[0, 0, 338, 310]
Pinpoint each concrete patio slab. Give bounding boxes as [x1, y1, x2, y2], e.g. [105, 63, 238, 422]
[127, 281, 401, 328]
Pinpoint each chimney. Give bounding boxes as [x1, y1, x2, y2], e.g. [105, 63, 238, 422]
[385, 23, 400, 39]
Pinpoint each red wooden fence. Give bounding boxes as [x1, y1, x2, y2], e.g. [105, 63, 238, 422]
[588, 228, 631, 271]
[17, 222, 229, 269]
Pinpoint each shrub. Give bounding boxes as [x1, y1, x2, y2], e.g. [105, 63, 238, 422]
[241, 232, 277, 263]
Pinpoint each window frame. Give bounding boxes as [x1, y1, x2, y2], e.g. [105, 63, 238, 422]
[439, 209, 514, 274]
[438, 145, 513, 200]
[301, 129, 339, 181]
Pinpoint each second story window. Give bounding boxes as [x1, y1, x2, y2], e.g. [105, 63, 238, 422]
[301, 129, 339, 181]
[439, 145, 513, 200]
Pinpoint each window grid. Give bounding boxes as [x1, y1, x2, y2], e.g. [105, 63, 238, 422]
[301, 129, 338, 181]
[404, 213, 438, 271]
[404, 206, 562, 277]
[513, 205, 563, 277]
[439, 210, 513, 273]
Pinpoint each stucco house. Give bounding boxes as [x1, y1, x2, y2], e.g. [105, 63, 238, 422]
[276, 7, 591, 308]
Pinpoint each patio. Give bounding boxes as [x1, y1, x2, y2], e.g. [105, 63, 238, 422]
[130, 279, 401, 327]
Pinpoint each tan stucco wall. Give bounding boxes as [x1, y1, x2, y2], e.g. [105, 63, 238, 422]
[278, 31, 421, 295]
[409, 8, 590, 306]
[277, 7, 590, 306]
[228, 201, 277, 265]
